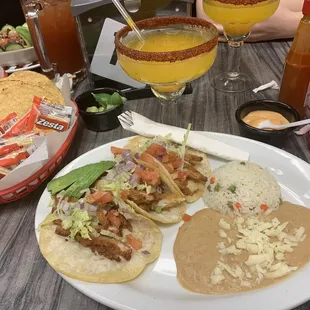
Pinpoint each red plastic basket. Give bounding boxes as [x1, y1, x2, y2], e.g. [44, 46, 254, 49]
[0, 102, 79, 204]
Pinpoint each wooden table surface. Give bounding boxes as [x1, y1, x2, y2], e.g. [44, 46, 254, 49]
[1, 41, 310, 310]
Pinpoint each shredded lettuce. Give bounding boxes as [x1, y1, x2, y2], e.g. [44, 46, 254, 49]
[155, 206, 163, 214]
[63, 208, 96, 240]
[100, 229, 125, 242]
[139, 133, 173, 152]
[98, 177, 131, 199]
[179, 123, 192, 171]
[153, 133, 172, 145]
[137, 182, 155, 195]
[140, 139, 152, 152]
[48, 199, 55, 209]
[62, 218, 73, 229]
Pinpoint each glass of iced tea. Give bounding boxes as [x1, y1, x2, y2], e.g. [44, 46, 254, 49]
[21, 0, 87, 83]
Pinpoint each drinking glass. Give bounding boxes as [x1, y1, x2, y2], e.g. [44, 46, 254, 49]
[20, 0, 87, 83]
[203, 0, 280, 93]
[115, 16, 218, 106]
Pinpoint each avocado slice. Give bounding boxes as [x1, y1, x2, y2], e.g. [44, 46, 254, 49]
[0, 46, 5, 53]
[5, 43, 24, 51]
[47, 161, 115, 198]
[1, 24, 15, 33]
[15, 26, 32, 47]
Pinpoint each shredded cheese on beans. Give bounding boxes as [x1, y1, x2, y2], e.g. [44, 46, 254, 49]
[211, 216, 306, 286]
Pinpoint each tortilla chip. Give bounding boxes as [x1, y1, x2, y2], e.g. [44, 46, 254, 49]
[39, 213, 162, 283]
[0, 71, 64, 120]
[8, 71, 51, 84]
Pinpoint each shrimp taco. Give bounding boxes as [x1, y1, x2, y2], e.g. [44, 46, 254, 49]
[39, 161, 162, 283]
[39, 191, 162, 283]
[95, 147, 186, 223]
[124, 135, 211, 203]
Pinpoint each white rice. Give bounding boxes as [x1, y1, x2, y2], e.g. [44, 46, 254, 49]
[203, 161, 282, 217]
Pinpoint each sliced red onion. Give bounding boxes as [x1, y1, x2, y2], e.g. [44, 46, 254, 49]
[62, 202, 70, 215]
[156, 186, 163, 194]
[122, 150, 134, 162]
[73, 203, 81, 210]
[102, 170, 116, 180]
[135, 153, 140, 159]
[142, 250, 150, 255]
[114, 171, 131, 181]
[88, 204, 98, 212]
[117, 161, 136, 172]
[156, 155, 163, 162]
[129, 173, 140, 187]
[80, 202, 85, 210]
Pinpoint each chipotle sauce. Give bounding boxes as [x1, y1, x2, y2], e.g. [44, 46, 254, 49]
[278, 0, 310, 118]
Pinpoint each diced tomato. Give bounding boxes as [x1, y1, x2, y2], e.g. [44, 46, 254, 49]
[163, 162, 174, 173]
[135, 167, 160, 186]
[110, 146, 127, 155]
[168, 152, 178, 161]
[145, 143, 167, 157]
[87, 191, 113, 204]
[235, 202, 241, 209]
[126, 234, 142, 250]
[210, 177, 215, 184]
[171, 158, 182, 169]
[182, 214, 192, 222]
[175, 170, 189, 181]
[260, 204, 269, 212]
[121, 190, 129, 200]
[162, 155, 170, 163]
[140, 152, 157, 165]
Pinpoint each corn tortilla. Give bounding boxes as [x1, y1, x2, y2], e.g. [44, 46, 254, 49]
[39, 213, 162, 283]
[126, 136, 211, 203]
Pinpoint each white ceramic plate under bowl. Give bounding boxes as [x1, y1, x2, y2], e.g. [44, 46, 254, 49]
[0, 46, 37, 67]
[35, 132, 310, 310]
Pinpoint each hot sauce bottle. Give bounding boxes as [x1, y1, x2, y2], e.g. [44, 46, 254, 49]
[278, 0, 310, 118]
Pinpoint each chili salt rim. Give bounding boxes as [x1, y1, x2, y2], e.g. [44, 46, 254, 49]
[115, 16, 218, 63]
[211, 0, 271, 5]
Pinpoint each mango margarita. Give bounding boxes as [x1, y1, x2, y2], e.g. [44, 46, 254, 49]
[115, 17, 218, 92]
[203, 0, 279, 36]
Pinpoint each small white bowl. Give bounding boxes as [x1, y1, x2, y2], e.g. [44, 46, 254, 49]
[0, 46, 37, 67]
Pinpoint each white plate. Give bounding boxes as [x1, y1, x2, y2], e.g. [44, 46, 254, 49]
[35, 133, 310, 310]
[0, 46, 37, 67]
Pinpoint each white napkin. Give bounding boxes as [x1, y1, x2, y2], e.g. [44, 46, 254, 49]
[119, 112, 249, 161]
[253, 80, 279, 93]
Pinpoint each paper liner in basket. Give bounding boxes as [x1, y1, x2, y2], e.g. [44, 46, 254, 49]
[0, 75, 78, 191]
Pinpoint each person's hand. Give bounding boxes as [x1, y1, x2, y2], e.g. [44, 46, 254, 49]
[247, 5, 302, 42]
[196, 0, 303, 42]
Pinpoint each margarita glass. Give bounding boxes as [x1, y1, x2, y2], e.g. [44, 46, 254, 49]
[115, 16, 218, 106]
[203, 0, 280, 92]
